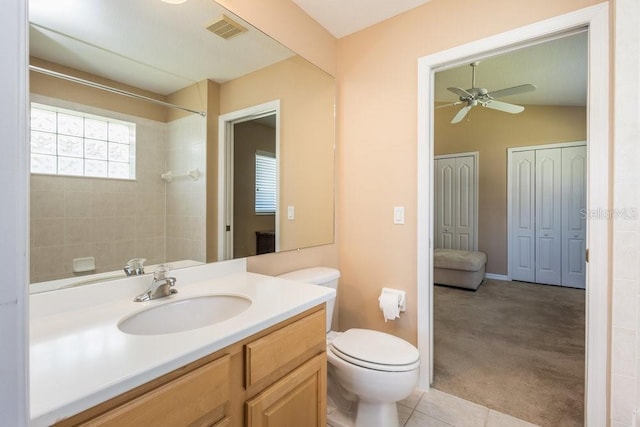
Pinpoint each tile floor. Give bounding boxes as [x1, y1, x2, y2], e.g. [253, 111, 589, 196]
[328, 388, 539, 427]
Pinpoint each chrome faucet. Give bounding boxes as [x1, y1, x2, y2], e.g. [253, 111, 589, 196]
[134, 265, 177, 302]
[124, 258, 146, 276]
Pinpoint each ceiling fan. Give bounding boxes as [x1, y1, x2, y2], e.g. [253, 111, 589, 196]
[437, 62, 536, 124]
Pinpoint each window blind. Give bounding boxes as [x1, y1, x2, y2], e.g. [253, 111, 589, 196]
[255, 151, 276, 214]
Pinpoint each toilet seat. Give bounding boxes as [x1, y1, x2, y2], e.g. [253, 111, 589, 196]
[329, 328, 420, 372]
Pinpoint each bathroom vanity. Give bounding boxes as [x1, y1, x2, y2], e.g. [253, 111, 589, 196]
[30, 259, 334, 426]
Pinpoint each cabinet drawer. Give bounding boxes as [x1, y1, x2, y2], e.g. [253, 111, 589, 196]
[245, 308, 325, 389]
[81, 354, 230, 427]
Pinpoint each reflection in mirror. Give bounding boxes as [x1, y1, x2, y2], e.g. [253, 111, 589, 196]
[232, 114, 277, 259]
[28, 0, 335, 292]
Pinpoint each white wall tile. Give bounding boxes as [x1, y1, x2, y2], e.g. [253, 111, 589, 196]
[613, 328, 637, 377]
[613, 231, 640, 281]
[612, 374, 636, 424]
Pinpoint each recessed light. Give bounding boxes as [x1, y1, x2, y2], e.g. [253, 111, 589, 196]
[161, 0, 187, 4]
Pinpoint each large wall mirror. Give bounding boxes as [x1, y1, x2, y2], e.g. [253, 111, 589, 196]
[28, 0, 336, 292]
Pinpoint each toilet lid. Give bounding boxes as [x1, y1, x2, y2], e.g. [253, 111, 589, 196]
[330, 329, 420, 372]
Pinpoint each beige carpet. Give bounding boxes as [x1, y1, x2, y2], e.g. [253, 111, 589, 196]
[433, 279, 585, 427]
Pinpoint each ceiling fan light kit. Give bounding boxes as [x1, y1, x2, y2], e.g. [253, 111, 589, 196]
[439, 62, 536, 124]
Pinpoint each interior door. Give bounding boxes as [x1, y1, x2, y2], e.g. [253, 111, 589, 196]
[510, 150, 536, 282]
[535, 148, 562, 285]
[435, 158, 456, 249]
[435, 154, 476, 251]
[561, 146, 587, 288]
[455, 156, 475, 251]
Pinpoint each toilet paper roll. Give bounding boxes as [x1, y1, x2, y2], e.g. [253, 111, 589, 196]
[378, 291, 400, 322]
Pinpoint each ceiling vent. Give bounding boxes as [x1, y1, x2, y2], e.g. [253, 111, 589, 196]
[206, 15, 248, 40]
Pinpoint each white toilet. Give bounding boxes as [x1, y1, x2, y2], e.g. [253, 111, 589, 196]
[278, 267, 420, 427]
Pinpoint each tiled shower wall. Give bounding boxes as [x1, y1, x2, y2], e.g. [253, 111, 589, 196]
[165, 114, 207, 264]
[611, 0, 640, 425]
[30, 97, 169, 283]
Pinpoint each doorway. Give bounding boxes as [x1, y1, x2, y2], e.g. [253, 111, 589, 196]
[416, 4, 609, 426]
[218, 100, 281, 261]
[432, 35, 588, 423]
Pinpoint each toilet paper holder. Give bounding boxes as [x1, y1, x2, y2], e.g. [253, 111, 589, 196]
[380, 287, 406, 312]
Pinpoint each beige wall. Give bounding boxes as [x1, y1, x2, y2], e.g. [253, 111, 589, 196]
[434, 105, 587, 274]
[211, 0, 340, 280]
[336, 0, 603, 344]
[220, 55, 335, 254]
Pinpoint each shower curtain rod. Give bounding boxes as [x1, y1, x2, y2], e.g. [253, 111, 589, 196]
[29, 65, 207, 117]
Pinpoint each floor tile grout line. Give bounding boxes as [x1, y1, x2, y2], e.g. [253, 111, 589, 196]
[401, 391, 423, 426]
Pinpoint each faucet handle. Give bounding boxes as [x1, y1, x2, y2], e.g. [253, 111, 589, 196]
[124, 258, 146, 276]
[153, 264, 171, 280]
[128, 258, 146, 268]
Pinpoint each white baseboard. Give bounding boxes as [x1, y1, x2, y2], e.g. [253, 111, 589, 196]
[485, 273, 509, 281]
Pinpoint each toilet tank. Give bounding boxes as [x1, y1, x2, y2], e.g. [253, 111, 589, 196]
[277, 267, 340, 332]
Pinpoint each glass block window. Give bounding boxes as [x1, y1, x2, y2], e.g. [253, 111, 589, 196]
[30, 103, 136, 179]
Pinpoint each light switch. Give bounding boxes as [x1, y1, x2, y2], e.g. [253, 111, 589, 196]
[394, 206, 405, 224]
[287, 205, 295, 220]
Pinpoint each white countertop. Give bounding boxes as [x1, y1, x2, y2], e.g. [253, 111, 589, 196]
[30, 260, 335, 426]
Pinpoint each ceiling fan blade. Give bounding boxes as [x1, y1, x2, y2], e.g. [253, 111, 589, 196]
[487, 84, 536, 99]
[436, 101, 463, 109]
[447, 87, 473, 99]
[483, 99, 524, 114]
[451, 105, 472, 124]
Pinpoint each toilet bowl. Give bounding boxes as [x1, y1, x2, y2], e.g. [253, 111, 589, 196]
[278, 268, 420, 427]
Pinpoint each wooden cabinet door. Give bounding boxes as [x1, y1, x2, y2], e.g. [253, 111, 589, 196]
[79, 355, 230, 427]
[246, 353, 326, 427]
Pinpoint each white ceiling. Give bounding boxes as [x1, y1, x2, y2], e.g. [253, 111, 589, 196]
[294, 1, 587, 107]
[435, 32, 588, 107]
[28, 0, 587, 107]
[29, 0, 294, 95]
[291, 0, 432, 38]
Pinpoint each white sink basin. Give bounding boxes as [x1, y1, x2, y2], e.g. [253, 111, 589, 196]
[118, 295, 252, 335]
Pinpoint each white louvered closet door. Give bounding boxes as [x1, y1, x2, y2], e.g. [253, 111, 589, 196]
[561, 146, 587, 289]
[535, 148, 563, 285]
[510, 150, 536, 282]
[435, 155, 476, 251]
[509, 145, 586, 288]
